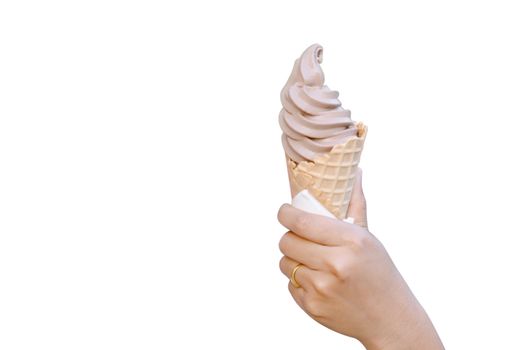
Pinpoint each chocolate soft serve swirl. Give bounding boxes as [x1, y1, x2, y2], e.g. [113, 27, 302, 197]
[279, 44, 357, 163]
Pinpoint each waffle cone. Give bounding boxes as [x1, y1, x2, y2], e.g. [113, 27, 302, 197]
[286, 122, 368, 219]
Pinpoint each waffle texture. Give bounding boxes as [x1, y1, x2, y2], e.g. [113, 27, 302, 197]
[287, 122, 367, 219]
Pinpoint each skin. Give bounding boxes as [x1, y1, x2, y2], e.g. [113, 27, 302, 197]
[277, 169, 445, 350]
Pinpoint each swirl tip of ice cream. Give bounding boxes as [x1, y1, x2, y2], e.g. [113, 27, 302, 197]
[313, 44, 323, 64]
[279, 44, 358, 163]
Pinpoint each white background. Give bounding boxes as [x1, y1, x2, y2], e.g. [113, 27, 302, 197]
[1, 1, 515, 349]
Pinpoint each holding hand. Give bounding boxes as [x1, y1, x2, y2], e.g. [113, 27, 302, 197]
[277, 169, 444, 350]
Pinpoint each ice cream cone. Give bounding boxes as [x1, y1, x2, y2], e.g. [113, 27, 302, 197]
[286, 122, 367, 219]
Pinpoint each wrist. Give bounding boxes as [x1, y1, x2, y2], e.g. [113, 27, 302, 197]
[361, 299, 444, 350]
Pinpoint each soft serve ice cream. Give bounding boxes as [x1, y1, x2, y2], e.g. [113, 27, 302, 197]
[279, 44, 357, 163]
[280, 44, 367, 220]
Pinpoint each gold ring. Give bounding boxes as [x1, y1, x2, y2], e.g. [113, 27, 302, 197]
[290, 263, 303, 288]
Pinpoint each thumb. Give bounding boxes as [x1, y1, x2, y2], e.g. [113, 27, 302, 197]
[346, 167, 368, 228]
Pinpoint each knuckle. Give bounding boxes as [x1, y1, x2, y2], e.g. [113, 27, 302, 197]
[278, 232, 291, 254]
[350, 231, 373, 251]
[312, 278, 332, 296]
[303, 296, 323, 317]
[335, 264, 349, 280]
[278, 238, 286, 254]
[278, 256, 286, 271]
[329, 257, 350, 280]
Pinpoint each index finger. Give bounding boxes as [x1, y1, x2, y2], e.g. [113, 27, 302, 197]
[277, 204, 357, 246]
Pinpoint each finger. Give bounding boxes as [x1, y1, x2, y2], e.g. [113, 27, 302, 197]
[346, 167, 368, 228]
[288, 280, 307, 311]
[278, 204, 358, 245]
[279, 256, 313, 290]
[279, 231, 329, 270]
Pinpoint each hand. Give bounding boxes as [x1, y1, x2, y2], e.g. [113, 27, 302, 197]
[277, 169, 444, 350]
